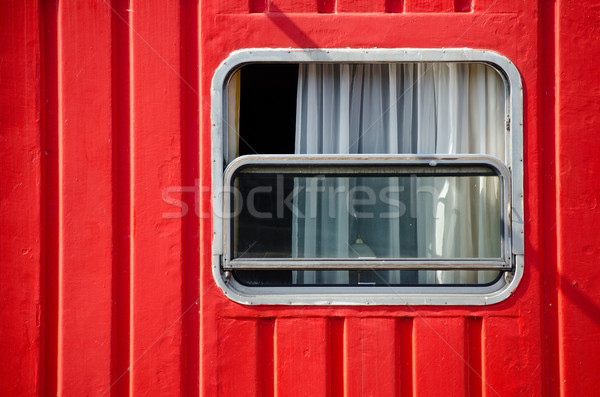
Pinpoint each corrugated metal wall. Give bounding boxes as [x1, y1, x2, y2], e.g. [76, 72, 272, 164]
[2, 1, 200, 395]
[2, 1, 600, 396]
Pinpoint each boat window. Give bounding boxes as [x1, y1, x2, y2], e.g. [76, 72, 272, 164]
[212, 50, 523, 305]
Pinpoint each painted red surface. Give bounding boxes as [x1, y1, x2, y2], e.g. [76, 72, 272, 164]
[1, 0, 599, 396]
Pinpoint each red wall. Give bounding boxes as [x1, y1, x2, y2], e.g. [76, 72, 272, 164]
[1, 0, 599, 396]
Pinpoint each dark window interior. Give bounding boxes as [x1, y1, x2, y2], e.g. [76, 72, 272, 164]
[238, 64, 298, 155]
[236, 64, 298, 285]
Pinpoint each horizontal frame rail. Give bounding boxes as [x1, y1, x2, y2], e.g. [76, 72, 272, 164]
[224, 258, 512, 270]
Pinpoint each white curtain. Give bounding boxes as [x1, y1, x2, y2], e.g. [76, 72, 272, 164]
[293, 63, 505, 285]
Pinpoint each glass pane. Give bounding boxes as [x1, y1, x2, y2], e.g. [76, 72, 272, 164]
[231, 169, 502, 261]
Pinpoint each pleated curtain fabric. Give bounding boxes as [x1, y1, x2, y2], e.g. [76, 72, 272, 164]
[292, 63, 505, 285]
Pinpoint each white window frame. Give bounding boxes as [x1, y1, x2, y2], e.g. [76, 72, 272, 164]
[211, 48, 524, 305]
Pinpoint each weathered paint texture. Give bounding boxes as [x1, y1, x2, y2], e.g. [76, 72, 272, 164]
[1, 0, 599, 396]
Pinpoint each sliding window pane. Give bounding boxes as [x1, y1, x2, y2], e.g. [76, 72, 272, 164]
[231, 167, 502, 261]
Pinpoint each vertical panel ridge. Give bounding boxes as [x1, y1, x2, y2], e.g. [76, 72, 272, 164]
[111, 1, 132, 395]
[397, 318, 413, 397]
[540, 0, 560, 395]
[318, 0, 336, 14]
[345, 318, 398, 396]
[454, 0, 472, 12]
[274, 319, 328, 396]
[0, 1, 43, 394]
[465, 317, 482, 397]
[127, 3, 136, 395]
[386, 0, 404, 13]
[181, 0, 201, 395]
[40, 1, 59, 395]
[404, 0, 455, 13]
[258, 318, 275, 397]
[56, 2, 115, 393]
[128, 1, 184, 393]
[328, 318, 345, 397]
[250, 0, 267, 13]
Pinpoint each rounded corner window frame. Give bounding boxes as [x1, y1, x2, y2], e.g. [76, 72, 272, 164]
[210, 48, 524, 306]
